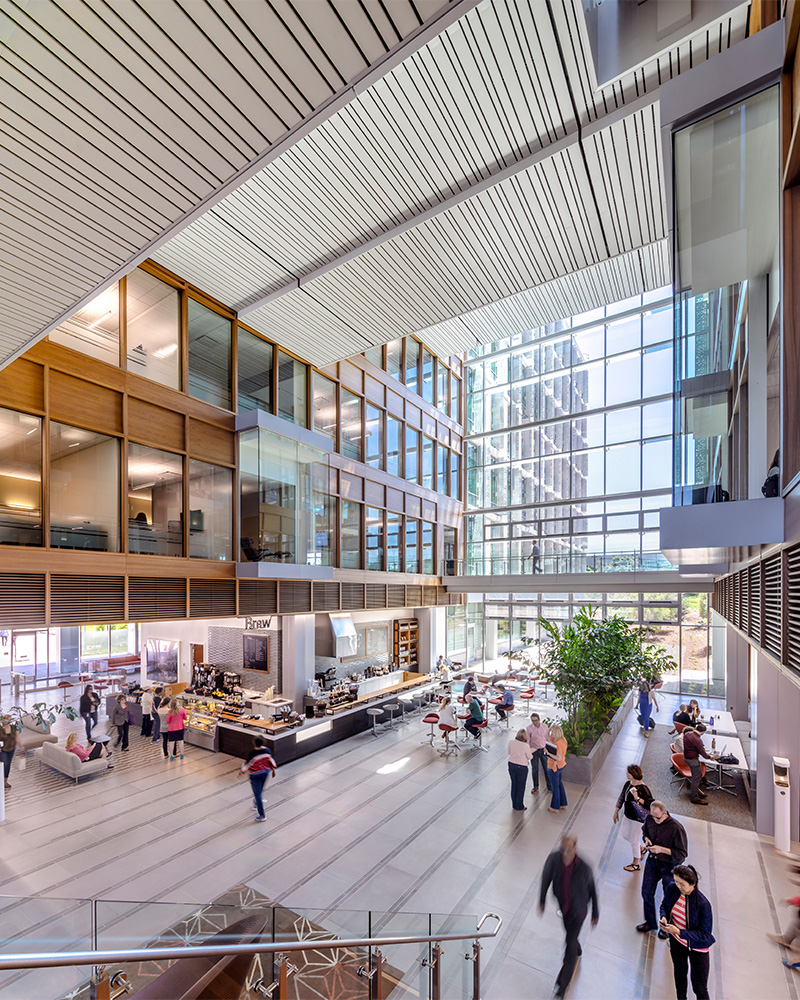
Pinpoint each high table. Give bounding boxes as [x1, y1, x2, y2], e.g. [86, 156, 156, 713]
[696, 709, 737, 736]
[699, 732, 747, 796]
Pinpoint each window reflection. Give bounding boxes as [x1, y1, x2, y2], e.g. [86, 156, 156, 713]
[341, 500, 362, 568]
[238, 329, 273, 413]
[422, 521, 434, 574]
[406, 518, 419, 573]
[187, 299, 231, 409]
[0, 408, 41, 547]
[405, 428, 419, 483]
[313, 373, 337, 441]
[189, 459, 232, 560]
[405, 338, 420, 392]
[365, 405, 384, 470]
[387, 416, 401, 478]
[50, 284, 120, 367]
[127, 269, 180, 389]
[340, 389, 363, 461]
[366, 506, 384, 571]
[278, 351, 307, 427]
[51, 423, 119, 551]
[422, 436, 434, 490]
[386, 509, 402, 571]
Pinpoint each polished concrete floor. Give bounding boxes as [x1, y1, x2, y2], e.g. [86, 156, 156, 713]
[0, 693, 797, 1000]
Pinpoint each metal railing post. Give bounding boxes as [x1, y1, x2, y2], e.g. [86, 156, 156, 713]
[468, 940, 481, 1000]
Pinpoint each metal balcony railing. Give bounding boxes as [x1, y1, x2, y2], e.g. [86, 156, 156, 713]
[443, 551, 673, 576]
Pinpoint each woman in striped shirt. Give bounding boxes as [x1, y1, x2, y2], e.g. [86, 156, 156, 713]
[659, 865, 715, 1000]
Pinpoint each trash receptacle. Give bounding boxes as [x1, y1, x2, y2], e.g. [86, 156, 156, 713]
[773, 756, 791, 853]
[11, 672, 20, 701]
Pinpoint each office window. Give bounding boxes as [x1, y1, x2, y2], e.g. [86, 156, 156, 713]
[450, 373, 460, 422]
[365, 405, 384, 470]
[341, 500, 362, 569]
[340, 389, 363, 461]
[50, 283, 120, 367]
[0, 408, 42, 547]
[386, 339, 403, 381]
[126, 269, 180, 389]
[406, 518, 419, 573]
[387, 509, 402, 572]
[437, 362, 448, 412]
[422, 521, 434, 574]
[437, 443, 449, 494]
[128, 444, 183, 556]
[406, 337, 420, 392]
[188, 460, 232, 560]
[421, 349, 434, 404]
[238, 329, 273, 413]
[313, 492, 336, 566]
[422, 435, 435, 490]
[405, 428, 419, 483]
[187, 298, 231, 410]
[387, 416, 402, 478]
[313, 373, 337, 440]
[364, 346, 384, 368]
[366, 506, 384, 571]
[50, 423, 119, 552]
[278, 351, 307, 427]
[451, 452, 461, 500]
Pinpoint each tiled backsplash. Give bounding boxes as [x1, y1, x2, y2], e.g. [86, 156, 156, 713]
[208, 625, 282, 693]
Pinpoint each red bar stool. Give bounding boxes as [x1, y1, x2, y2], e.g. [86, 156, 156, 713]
[457, 711, 472, 742]
[437, 723, 460, 757]
[469, 719, 489, 753]
[421, 712, 440, 746]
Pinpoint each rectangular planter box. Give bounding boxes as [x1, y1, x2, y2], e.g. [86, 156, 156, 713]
[560, 689, 635, 786]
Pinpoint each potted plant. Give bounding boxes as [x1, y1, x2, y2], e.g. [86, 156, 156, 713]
[5, 701, 77, 733]
[511, 606, 676, 757]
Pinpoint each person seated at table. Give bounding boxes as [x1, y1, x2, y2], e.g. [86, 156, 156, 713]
[669, 704, 693, 735]
[65, 732, 114, 768]
[437, 698, 458, 732]
[494, 684, 514, 720]
[681, 723, 718, 805]
[464, 694, 485, 739]
[462, 675, 477, 700]
[687, 699, 702, 724]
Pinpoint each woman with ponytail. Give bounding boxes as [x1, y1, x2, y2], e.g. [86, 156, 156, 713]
[659, 865, 715, 999]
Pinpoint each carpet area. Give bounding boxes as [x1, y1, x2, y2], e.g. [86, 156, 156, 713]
[639, 723, 754, 831]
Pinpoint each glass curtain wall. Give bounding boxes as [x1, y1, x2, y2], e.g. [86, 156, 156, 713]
[50, 423, 119, 551]
[188, 460, 232, 560]
[445, 593, 722, 697]
[464, 288, 674, 574]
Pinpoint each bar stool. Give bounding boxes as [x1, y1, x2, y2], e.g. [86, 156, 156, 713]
[410, 694, 425, 717]
[421, 711, 440, 746]
[457, 711, 472, 742]
[366, 707, 384, 738]
[467, 720, 489, 752]
[437, 723, 460, 757]
[384, 703, 400, 730]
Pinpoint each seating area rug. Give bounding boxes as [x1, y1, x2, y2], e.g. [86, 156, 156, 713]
[67, 883, 412, 1000]
[639, 723, 754, 831]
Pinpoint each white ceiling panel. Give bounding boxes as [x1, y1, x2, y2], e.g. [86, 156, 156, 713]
[0, 0, 458, 366]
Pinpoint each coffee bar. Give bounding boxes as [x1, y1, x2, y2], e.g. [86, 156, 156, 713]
[131, 610, 438, 765]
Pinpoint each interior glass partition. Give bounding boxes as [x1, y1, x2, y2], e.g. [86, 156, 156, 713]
[50, 422, 119, 552]
[672, 86, 780, 505]
[239, 426, 330, 565]
[0, 407, 42, 547]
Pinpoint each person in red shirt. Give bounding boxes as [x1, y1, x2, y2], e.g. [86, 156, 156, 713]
[241, 736, 277, 823]
[681, 724, 719, 805]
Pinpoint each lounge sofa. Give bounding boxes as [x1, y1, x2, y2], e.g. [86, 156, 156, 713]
[16, 713, 58, 752]
[41, 741, 108, 784]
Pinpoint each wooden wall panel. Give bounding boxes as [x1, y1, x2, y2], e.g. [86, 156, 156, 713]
[188, 418, 236, 466]
[0, 359, 44, 413]
[128, 397, 185, 451]
[49, 371, 123, 435]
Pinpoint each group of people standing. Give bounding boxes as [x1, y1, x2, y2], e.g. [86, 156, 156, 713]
[78, 683, 188, 761]
[506, 713, 567, 813]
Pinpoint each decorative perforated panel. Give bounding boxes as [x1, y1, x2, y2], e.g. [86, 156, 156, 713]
[51, 575, 125, 625]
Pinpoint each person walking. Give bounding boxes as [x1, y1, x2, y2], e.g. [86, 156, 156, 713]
[109, 693, 129, 751]
[140, 687, 153, 738]
[638, 678, 660, 737]
[241, 735, 277, 822]
[660, 865, 715, 999]
[507, 729, 532, 810]
[464, 693, 485, 739]
[526, 712, 552, 795]
[682, 723, 719, 805]
[539, 835, 599, 999]
[151, 686, 164, 744]
[637, 801, 688, 935]
[79, 683, 100, 743]
[0, 715, 16, 789]
[547, 724, 568, 813]
[613, 764, 653, 871]
[165, 698, 187, 760]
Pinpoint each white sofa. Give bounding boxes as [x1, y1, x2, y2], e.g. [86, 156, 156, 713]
[16, 713, 58, 752]
[40, 741, 108, 784]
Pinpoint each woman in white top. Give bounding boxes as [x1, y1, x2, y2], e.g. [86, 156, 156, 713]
[140, 688, 154, 738]
[437, 700, 458, 731]
[508, 729, 533, 811]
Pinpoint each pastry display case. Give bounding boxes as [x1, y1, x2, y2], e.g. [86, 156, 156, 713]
[186, 706, 219, 752]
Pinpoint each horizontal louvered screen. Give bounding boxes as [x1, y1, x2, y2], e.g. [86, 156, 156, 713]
[0, 574, 46, 628]
[423, 586, 438, 606]
[341, 583, 365, 610]
[190, 580, 236, 619]
[51, 575, 125, 625]
[387, 584, 406, 609]
[763, 554, 782, 660]
[786, 545, 800, 671]
[406, 585, 422, 607]
[129, 578, 187, 622]
[731, 572, 741, 630]
[438, 588, 450, 605]
[312, 582, 341, 612]
[238, 581, 277, 616]
[365, 583, 386, 609]
[278, 582, 311, 614]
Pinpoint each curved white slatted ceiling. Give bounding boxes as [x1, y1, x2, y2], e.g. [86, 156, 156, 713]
[0, 0, 461, 363]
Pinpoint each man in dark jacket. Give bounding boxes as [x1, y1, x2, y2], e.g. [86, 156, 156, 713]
[682, 724, 719, 804]
[539, 835, 599, 999]
[637, 802, 688, 936]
